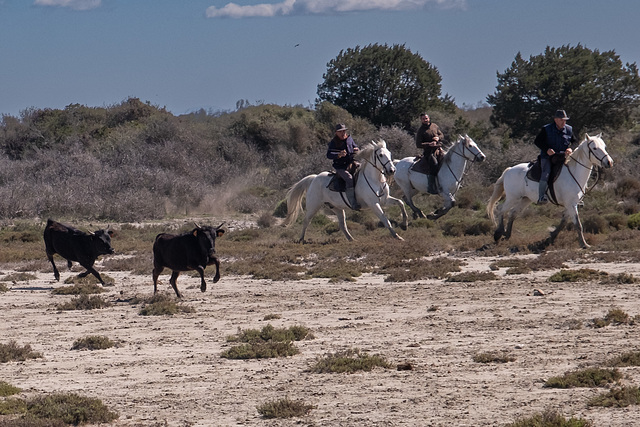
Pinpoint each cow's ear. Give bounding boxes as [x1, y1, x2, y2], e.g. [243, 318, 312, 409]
[107, 230, 114, 237]
[192, 229, 199, 237]
[216, 229, 225, 237]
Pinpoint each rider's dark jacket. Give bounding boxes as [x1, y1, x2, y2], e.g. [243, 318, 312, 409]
[327, 135, 358, 170]
[534, 123, 576, 158]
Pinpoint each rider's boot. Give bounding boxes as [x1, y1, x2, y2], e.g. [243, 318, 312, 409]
[537, 180, 549, 205]
[427, 174, 439, 195]
[346, 187, 361, 211]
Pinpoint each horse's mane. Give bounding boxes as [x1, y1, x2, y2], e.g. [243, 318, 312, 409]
[355, 139, 385, 161]
[441, 135, 465, 163]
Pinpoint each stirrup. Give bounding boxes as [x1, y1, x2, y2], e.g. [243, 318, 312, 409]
[537, 195, 549, 205]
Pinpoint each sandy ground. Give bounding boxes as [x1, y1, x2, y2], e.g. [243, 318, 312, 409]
[2, 253, 640, 426]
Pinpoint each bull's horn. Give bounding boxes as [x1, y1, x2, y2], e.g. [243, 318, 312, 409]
[217, 222, 225, 229]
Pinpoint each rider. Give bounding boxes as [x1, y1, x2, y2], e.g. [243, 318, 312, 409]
[327, 123, 360, 210]
[415, 113, 445, 194]
[533, 109, 576, 204]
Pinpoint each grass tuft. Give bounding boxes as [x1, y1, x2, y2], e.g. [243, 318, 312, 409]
[308, 348, 393, 373]
[51, 283, 106, 295]
[138, 293, 195, 316]
[256, 397, 314, 419]
[0, 341, 43, 363]
[0, 381, 21, 397]
[507, 408, 593, 426]
[24, 392, 118, 425]
[473, 351, 516, 363]
[544, 367, 622, 388]
[56, 294, 111, 311]
[71, 335, 116, 351]
[588, 386, 640, 407]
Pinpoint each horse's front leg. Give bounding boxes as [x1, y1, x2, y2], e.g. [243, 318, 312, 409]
[386, 196, 408, 230]
[335, 209, 354, 241]
[370, 203, 403, 240]
[568, 204, 590, 248]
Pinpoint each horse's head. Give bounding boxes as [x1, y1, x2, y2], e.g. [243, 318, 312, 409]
[454, 134, 486, 163]
[583, 133, 613, 169]
[358, 139, 396, 175]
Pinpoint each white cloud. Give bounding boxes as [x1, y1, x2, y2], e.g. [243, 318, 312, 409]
[34, 0, 101, 11]
[206, 0, 465, 18]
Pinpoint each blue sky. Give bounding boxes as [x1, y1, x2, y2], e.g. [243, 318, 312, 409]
[1, 0, 638, 118]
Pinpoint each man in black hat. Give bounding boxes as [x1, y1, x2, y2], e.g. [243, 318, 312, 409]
[327, 123, 360, 210]
[533, 109, 576, 204]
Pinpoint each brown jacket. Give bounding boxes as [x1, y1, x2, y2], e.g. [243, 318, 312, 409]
[415, 122, 444, 154]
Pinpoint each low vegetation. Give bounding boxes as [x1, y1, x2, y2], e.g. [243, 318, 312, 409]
[138, 293, 195, 316]
[308, 348, 393, 374]
[55, 294, 111, 311]
[71, 336, 117, 351]
[0, 341, 42, 363]
[51, 283, 106, 295]
[256, 397, 315, 419]
[544, 367, 622, 389]
[221, 324, 312, 360]
[473, 351, 516, 364]
[588, 386, 640, 408]
[0, 381, 21, 397]
[592, 308, 636, 328]
[507, 408, 592, 427]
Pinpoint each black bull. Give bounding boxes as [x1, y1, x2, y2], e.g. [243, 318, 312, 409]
[43, 218, 115, 285]
[152, 224, 225, 298]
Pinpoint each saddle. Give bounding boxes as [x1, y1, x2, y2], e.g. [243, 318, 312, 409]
[410, 148, 444, 175]
[526, 154, 566, 202]
[327, 162, 361, 192]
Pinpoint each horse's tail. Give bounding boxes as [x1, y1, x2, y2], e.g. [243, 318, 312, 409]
[486, 168, 507, 225]
[283, 174, 316, 227]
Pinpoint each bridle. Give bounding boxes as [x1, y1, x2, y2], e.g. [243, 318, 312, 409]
[360, 146, 394, 198]
[564, 137, 609, 197]
[442, 138, 484, 191]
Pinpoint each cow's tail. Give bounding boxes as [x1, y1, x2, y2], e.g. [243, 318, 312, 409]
[486, 168, 507, 225]
[283, 174, 316, 227]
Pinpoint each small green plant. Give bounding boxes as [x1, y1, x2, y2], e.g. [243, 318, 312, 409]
[593, 308, 632, 328]
[138, 293, 195, 316]
[24, 392, 119, 425]
[256, 397, 314, 419]
[0, 341, 43, 363]
[544, 367, 622, 388]
[263, 313, 281, 320]
[0, 282, 8, 292]
[588, 386, 640, 407]
[473, 351, 515, 363]
[507, 408, 593, 426]
[56, 294, 112, 311]
[0, 397, 27, 416]
[308, 348, 393, 374]
[51, 283, 106, 295]
[0, 381, 21, 397]
[71, 336, 116, 351]
[220, 341, 300, 359]
[227, 324, 313, 343]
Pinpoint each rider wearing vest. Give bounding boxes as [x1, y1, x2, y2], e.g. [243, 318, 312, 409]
[415, 113, 445, 194]
[327, 123, 360, 210]
[533, 109, 576, 204]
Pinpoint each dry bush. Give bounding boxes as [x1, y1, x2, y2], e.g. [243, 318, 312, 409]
[256, 397, 314, 419]
[138, 293, 195, 316]
[71, 336, 117, 351]
[588, 386, 640, 408]
[55, 295, 112, 311]
[544, 367, 622, 388]
[308, 348, 393, 374]
[0, 341, 42, 363]
[507, 408, 592, 427]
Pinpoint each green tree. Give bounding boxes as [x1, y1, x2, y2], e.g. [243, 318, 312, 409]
[488, 44, 640, 138]
[317, 43, 444, 129]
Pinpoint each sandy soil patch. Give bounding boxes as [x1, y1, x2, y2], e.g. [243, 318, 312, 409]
[2, 254, 640, 426]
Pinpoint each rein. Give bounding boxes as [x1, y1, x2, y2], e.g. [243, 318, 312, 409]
[564, 139, 605, 198]
[360, 147, 391, 198]
[441, 139, 481, 195]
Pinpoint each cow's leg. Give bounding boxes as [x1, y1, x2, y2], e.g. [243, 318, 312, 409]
[169, 271, 182, 298]
[210, 257, 221, 283]
[47, 253, 60, 281]
[80, 264, 106, 285]
[152, 266, 163, 294]
[195, 266, 207, 292]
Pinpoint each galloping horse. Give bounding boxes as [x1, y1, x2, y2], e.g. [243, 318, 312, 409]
[283, 139, 408, 242]
[394, 134, 486, 220]
[487, 133, 613, 249]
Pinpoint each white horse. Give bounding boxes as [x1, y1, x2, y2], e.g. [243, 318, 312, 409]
[487, 133, 613, 249]
[284, 139, 408, 242]
[394, 134, 486, 220]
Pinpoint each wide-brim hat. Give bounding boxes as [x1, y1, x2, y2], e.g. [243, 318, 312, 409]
[554, 110, 570, 120]
[335, 123, 348, 132]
